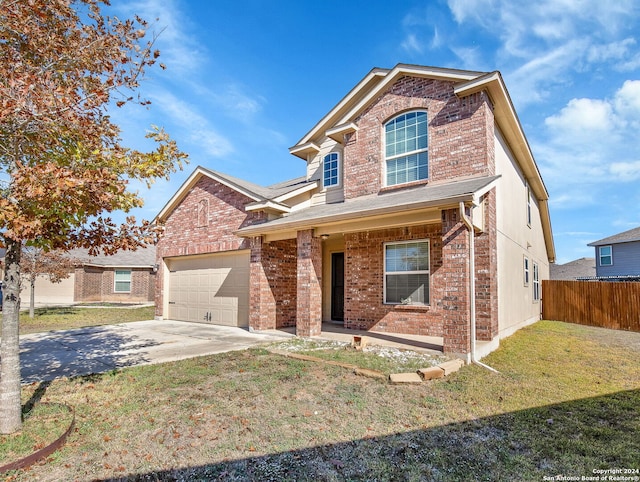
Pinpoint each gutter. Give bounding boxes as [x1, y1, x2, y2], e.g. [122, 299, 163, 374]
[459, 202, 499, 373]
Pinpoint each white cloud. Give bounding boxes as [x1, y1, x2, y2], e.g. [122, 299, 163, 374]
[545, 98, 618, 137]
[115, 0, 206, 76]
[445, 0, 640, 102]
[536, 81, 640, 210]
[609, 161, 640, 181]
[401, 33, 424, 54]
[152, 90, 233, 158]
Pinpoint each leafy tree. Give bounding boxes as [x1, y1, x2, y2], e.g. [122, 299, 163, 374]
[21, 246, 76, 318]
[0, 0, 186, 433]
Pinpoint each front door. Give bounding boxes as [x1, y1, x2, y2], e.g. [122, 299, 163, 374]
[331, 252, 344, 322]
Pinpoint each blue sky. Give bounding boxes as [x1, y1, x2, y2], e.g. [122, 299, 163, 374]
[110, 0, 640, 264]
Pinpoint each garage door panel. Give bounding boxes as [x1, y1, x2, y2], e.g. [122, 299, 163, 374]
[167, 251, 250, 327]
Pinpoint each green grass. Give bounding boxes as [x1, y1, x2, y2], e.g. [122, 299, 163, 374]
[0, 305, 155, 335]
[0, 403, 74, 466]
[2, 320, 639, 481]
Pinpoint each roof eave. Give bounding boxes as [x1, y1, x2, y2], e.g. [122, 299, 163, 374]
[236, 192, 478, 238]
[154, 166, 263, 223]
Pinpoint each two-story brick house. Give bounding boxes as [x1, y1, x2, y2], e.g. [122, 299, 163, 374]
[154, 64, 555, 360]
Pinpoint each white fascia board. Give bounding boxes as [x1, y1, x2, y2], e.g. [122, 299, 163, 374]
[326, 122, 358, 143]
[454, 72, 549, 202]
[471, 175, 501, 205]
[245, 200, 291, 214]
[154, 166, 262, 223]
[273, 180, 319, 203]
[293, 68, 389, 148]
[289, 142, 320, 160]
[336, 64, 481, 126]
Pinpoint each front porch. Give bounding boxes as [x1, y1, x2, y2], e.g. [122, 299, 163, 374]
[278, 322, 445, 356]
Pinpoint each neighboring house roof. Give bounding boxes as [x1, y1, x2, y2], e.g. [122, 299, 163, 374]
[588, 226, 640, 247]
[70, 245, 156, 268]
[155, 166, 317, 222]
[550, 258, 596, 280]
[237, 175, 500, 237]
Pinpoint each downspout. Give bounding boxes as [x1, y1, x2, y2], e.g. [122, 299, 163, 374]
[459, 202, 499, 373]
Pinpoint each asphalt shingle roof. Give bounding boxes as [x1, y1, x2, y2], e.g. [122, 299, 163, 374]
[550, 257, 596, 280]
[588, 226, 640, 246]
[238, 175, 500, 235]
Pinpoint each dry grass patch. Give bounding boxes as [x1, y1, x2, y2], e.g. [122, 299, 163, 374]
[2, 321, 639, 481]
[3, 305, 156, 335]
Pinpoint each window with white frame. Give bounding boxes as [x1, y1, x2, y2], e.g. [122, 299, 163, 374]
[114, 270, 132, 293]
[524, 256, 530, 286]
[532, 262, 540, 302]
[384, 111, 428, 186]
[323, 152, 339, 188]
[599, 245, 612, 266]
[384, 240, 430, 304]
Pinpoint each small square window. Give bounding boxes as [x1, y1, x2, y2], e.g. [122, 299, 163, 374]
[599, 246, 612, 266]
[115, 270, 132, 293]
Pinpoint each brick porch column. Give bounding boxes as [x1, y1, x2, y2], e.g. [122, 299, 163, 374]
[441, 209, 471, 357]
[249, 236, 276, 330]
[296, 229, 322, 337]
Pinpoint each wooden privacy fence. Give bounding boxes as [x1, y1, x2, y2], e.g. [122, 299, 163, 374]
[542, 280, 640, 332]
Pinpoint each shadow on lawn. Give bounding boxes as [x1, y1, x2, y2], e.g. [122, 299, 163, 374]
[17, 325, 158, 385]
[100, 388, 640, 482]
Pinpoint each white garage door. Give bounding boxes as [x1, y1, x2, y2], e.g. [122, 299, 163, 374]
[167, 251, 250, 327]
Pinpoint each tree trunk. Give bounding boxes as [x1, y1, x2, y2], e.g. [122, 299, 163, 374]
[0, 238, 23, 434]
[29, 275, 35, 319]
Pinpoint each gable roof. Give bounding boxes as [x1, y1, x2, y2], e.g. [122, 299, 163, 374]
[155, 166, 317, 223]
[550, 258, 596, 280]
[288, 63, 555, 262]
[588, 226, 640, 247]
[69, 245, 157, 268]
[237, 175, 500, 237]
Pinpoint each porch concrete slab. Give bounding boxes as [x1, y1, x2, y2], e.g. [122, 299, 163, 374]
[280, 323, 444, 355]
[389, 372, 423, 384]
[14, 320, 293, 384]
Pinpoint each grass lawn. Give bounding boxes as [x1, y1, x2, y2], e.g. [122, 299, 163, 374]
[1, 320, 639, 481]
[0, 305, 156, 335]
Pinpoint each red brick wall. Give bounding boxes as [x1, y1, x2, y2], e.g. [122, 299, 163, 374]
[249, 237, 297, 330]
[343, 224, 445, 337]
[155, 175, 265, 317]
[296, 229, 322, 336]
[75, 267, 155, 303]
[439, 208, 471, 355]
[343, 76, 494, 199]
[474, 189, 499, 340]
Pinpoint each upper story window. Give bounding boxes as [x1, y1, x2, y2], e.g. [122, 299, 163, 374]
[599, 245, 613, 266]
[323, 152, 339, 188]
[385, 111, 428, 187]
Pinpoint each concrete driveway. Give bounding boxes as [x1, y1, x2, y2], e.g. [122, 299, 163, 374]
[16, 320, 293, 384]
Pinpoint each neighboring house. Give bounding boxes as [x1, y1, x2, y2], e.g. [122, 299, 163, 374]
[550, 258, 596, 280]
[154, 64, 555, 360]
[588, 226, 640, 280]
[7, 246, 157, 307]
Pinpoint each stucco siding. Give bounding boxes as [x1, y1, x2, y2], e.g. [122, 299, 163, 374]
[495, 129, 549, 337]
[595, 240, 640, 277]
